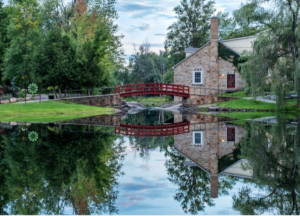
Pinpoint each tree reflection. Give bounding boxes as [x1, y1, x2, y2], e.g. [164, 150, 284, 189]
[123, 109, 173, 126]
[233, 115, 300, 215]
[0, 124, 125, 215]
[129, 136, 173, 160]
[165, 148, 237, 214]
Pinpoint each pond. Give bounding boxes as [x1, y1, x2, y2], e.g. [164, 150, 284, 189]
[0, 110, 299, 215]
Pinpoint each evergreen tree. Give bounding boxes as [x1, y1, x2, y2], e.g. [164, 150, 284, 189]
[3, 0, 40, 86]
[0, 1, 10, 85]
[36, 27, 77, 97]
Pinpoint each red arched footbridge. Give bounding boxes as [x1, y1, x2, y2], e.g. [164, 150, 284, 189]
[115, 83, 190, 98]
[115, 122, 190, 137]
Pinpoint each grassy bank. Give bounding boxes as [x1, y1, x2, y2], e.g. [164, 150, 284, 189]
[123, 96, 173, 106]
[217, 112, 275, 120]
[216, 98, 299, 111]
[0, 100, 114, 122]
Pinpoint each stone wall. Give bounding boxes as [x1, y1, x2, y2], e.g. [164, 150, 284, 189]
[182, 95, 237, 106]
[218, 58, 243, 90]
[62, 94, 122, 107]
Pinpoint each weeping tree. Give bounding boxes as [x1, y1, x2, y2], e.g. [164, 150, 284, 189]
[235, 0, 300, 109]
[233, 115, 300, 215]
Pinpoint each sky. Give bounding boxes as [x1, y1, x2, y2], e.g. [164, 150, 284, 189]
[115, 0, 248, 59]
[109, 137, 258, 215]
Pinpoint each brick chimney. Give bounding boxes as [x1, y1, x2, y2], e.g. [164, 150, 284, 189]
[210, 175, 219, 198]
[209, 17, 219, 89]
[210, 17, 218, 41]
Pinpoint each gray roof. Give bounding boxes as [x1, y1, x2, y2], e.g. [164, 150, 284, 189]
[219, 35, 256, 42]
[184, 48, 200, 53]
[218, 41, 241, 56]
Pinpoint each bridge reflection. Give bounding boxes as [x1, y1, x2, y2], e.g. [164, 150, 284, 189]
[115, 122, 190, 137]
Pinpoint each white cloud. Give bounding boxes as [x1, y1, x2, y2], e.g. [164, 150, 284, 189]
[116, 0, 248, 57]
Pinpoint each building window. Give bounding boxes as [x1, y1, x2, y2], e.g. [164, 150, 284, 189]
[193, 132, 203, 145]
[193, 71, 203, 84]
[227, 127, 235, 142]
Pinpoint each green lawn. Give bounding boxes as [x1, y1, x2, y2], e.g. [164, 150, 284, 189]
[217, 98, 300, 111]
[218, 91, 250, 98]
[217, 99, 276, 110]
[217, 112, 275, 120]
[0, 100, 114, 122]
[123, 96, 173, 106]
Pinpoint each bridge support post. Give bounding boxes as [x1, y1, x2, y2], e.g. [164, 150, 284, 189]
[142, 83, 144, 95]
[130, 84, 132, 97]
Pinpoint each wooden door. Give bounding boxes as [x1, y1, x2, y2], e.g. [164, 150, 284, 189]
[227, 127, 236, 142]
[227, 74, 235, 89]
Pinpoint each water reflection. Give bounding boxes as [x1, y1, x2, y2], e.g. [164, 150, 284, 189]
[232, 115, 300, 215]
[0, 123, 124, 215]
[0, 111, 299, 215]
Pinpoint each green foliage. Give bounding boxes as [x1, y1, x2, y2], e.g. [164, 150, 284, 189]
[233, 116, 300, 214]
[125, 42, 171, 84]
[0, 1, 10, 86]
[218, 43, 243, 70]
[0, 124, 124, 214]
[235, 0, 300, 108]
[1, 0, 123, 91]
[164, 0, 215, 56]
[36, 27, 77, 90]
[3, 0, 40, 86]
[165, 148, 237, 214]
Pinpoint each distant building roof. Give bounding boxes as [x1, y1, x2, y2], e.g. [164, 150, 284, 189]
[184, 48, 200, 53]
[219, 35, 256, 42]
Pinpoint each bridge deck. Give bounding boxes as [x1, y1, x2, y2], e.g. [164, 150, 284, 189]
[115, 83, 190, 98]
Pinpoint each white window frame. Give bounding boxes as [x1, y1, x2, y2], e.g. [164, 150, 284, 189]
[193, 131, 203, 145]
[193, 71, 203, 84]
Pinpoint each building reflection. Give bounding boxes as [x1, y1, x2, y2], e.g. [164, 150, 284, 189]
[173, 113, 251, 198]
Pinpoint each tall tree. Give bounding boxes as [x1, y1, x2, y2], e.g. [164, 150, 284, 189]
[164, 0, 215, 59]
[128, 42, 164, 84]
[36, 26, 77, 97]
[0, 1, 10, 85]
[3, 0, 40, 86]
[235, 0, 300, 108]
[68, 0, 124, 91]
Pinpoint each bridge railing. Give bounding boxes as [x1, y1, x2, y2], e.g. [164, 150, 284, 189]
[115, 83, 190, 98]
[115, 122, 190, 137]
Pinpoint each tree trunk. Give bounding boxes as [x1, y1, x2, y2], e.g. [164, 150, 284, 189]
[58, 87, 62, 99]
[297, 94, 300, 108]
[88, 89, 91, 96]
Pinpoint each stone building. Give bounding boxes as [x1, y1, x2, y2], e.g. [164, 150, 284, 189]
[173, 114, 248, 198]
[173, 17, 255, 104]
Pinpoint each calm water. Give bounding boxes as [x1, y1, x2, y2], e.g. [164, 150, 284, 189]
[0, 110, 299, 215]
